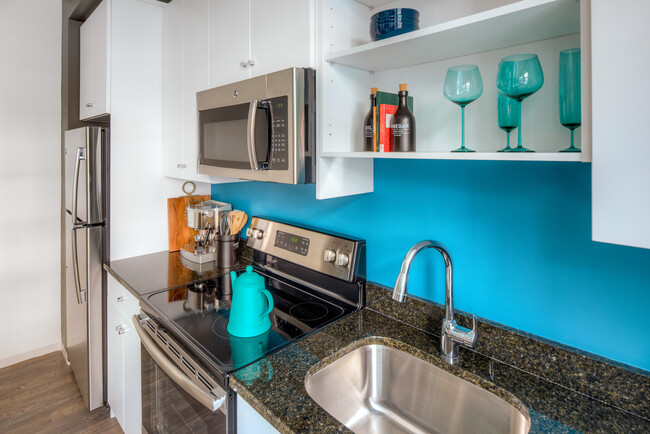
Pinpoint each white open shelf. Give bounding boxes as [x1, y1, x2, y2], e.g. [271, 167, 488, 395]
[352, 0, 395, 8]
[325, 0, 580, 72]
[321, 151, 582, 162]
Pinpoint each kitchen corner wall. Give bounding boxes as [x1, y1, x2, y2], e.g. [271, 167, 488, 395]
[107, 0, 211, 261]
[212, 159, 650, 371]
[0, 0, 62, 367]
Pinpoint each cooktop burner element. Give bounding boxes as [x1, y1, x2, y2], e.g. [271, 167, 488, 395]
[289, 302, 329, 322]
[147, 266, 350, 371]
[144, 217, 366, 381]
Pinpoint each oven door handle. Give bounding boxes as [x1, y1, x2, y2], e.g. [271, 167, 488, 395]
[247, 100, 260, 171]
[132, 315, 226, 413]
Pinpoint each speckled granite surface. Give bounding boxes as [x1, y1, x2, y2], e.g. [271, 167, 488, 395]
[232, 307, 650, 433]
[365, 283, 650, 420]
[104, 243, 253, 298]
[106, 251, 650, 433]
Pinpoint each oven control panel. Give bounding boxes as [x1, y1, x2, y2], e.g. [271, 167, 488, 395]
[246, 217, 361, 282]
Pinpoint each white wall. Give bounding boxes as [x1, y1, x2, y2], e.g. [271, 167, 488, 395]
[108, 0, 210, 261]
[0, 0, 63, 367]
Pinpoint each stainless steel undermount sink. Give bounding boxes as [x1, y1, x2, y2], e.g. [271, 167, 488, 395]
[305, 344, 531, 434]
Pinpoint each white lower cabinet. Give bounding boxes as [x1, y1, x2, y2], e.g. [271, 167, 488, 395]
[107, 274, 141, 434]
[237, 394, 279, 434]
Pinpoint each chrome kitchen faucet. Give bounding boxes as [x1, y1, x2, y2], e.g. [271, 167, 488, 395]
[392, 241, 477, 364]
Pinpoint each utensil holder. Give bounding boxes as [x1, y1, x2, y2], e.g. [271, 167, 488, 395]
[214, 234, 240, 269]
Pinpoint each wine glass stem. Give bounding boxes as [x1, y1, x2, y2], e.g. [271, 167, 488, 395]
[461, 106, 466, 150]
[570, 129, 575, 149]
[517, 100, 523, 149]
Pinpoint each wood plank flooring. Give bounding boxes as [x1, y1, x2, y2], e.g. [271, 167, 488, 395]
[0, 351, 123, 433]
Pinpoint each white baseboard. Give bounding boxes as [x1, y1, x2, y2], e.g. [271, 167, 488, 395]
[0, 342, 63, 369]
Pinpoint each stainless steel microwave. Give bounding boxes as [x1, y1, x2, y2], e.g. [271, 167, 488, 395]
[197, 67, 315, 184]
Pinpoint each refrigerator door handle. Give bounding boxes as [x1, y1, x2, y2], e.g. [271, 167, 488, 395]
[72, 147, 86, 226]
[71, 226, 87, 304]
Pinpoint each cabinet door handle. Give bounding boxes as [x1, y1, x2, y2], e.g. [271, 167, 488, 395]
[116, 325, 128, 335]
[86, 103, 93, 108]
[117, 296, 126, 302]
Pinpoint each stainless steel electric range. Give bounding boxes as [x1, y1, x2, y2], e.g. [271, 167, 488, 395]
[133, 217, 366, 433]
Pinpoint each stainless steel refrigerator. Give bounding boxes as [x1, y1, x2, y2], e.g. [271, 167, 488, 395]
[64, 126, 109, 411]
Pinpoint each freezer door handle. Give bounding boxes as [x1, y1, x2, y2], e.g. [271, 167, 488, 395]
[71, 147, 86, 225]
[71, 226, 87, 304]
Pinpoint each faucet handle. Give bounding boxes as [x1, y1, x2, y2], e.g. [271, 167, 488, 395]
[444, 315, 478, 348]
[469, 314, 478, 346]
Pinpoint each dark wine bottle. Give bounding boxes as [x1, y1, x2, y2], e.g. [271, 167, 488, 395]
[392, 83, 415, 152]
[363, 87, 378, 151]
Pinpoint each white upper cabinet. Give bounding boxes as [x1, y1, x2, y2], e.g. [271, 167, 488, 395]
[591, 0, 650, 249]
[208, 0, 315, 85]
[249, 0, 315, 76]
[209, 0, 250, 86]
[162, 0, 230, 183]
[80, 0, 110, 120]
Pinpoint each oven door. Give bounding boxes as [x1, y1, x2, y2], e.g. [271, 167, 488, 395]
[133, 314, 235, 434]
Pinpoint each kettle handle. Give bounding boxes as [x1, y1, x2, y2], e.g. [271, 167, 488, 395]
[259, 289, 274, 323]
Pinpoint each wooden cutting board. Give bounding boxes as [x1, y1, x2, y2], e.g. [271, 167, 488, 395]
[167, 194, 210, 252]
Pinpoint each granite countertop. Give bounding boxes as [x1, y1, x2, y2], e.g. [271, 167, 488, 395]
[105, 251, 650, 433]
[104, 245, 253, 299]
[232, 285, 650, 433]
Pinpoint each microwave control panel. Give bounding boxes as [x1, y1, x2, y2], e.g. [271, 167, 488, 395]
[269, 96, 288, 170]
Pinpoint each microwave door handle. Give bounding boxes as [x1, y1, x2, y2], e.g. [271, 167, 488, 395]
[266, 102, 274, 169]
[247, 100, 260, 171]
[72, 147, 86, 225]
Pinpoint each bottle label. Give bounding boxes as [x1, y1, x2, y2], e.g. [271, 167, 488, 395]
[364, 124, 373, 139]
[392, 123, 411, 137]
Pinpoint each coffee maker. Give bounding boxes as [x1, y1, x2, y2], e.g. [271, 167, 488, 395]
[180, 200, 231, 264]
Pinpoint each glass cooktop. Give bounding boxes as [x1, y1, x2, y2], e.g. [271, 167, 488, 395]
[146, 266, 354, 374]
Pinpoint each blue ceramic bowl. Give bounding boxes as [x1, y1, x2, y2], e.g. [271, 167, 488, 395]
[372, 27, 419, 41]
[371, 23, 419, 35]
[370, 8, 420, 41]
[371, 8, 419, 21]
[371, 18, 419, 28]
[372, 17, 419, 25]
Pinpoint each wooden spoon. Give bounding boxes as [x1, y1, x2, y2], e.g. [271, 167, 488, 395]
[229, 211, 248, 236]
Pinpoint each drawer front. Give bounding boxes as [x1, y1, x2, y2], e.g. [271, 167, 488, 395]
[107, 274, 140, 316]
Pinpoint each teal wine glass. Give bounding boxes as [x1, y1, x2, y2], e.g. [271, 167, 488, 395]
[443, 64, 483, 152]
[497, 92, 519, 152]
[558, 48, 581, 152]
[496, 54, 544, 152]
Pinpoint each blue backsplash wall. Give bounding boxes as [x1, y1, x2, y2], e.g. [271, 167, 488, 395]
[212, 159, 650, 370]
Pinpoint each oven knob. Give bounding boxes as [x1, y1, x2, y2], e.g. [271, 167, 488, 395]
[323, 249, 336, 263]
[336, 252, 350, 267]
[246, 228, 264, 239]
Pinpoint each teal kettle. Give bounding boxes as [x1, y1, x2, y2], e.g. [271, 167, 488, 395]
[227, 266, 274, 337]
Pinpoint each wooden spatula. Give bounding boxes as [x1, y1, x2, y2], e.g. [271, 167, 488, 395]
[228, 211, 248, 236]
